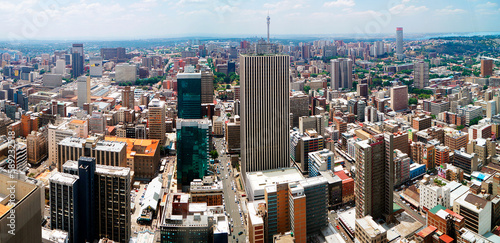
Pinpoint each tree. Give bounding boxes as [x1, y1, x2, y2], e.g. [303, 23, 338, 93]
[483, 85, 488, 90]
[408, 98, 418, 105]
[469, 116, 482, 126]
[456, 125, 465, 130]
[210, 150, 219, 160]
[430, 114, 436, 119]
[303, 85, 311, 94]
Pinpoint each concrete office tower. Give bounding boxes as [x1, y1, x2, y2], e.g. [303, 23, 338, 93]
[54, 59, 66, 75]
[48, 121, 77, 167]
[0, 173, 42, 243]
[330, 58, 353, 90]
[115, 64, 137, 83]
[481, 59, 493, 77]
[43, 74, 63, 87]
[201, 70, 214, 104]
[240, 54, 290, 176]
[290, 92, 309, 128]
[49, 172, 80, 242]
[486, 100, 497, 118]
[148, 98, 166, 144]
[176, 119, 211, 191]
[77, 75, 91, 108]
[71, 43, 84, 78]
[89, 56, 103, 77]
[177, 72, 202, 119]
[390, 86, 408, 111]
[355, 134, 393, 221]
[396, 27, 404, 58]
[122, 86, 134, 109]
[414, 61, 429, 89]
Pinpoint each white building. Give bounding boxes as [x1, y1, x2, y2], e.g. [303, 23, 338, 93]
[43, 74, 63, 88]
[453, 192, 491, 235]
[89, 57, 103, 77]
[419, 176, 451, 211]
[77, 76, 90, 108]
[115, 64, 137, 83]
[48, 121, 76, 166]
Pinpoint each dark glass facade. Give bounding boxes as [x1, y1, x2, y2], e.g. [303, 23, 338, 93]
[176, 120, 210, 191]
[177, 75, 202, 119]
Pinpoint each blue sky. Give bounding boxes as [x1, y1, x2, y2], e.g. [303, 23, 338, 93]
[1, 0, 499, 40]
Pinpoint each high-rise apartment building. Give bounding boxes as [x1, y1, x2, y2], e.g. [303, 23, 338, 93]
[77, 75, 91, 108]
[414, 61, 429, 89]
[240, 55, 290, 176]
[396, 27, 404, 59]
[177, 72, 202, 119]
[390, 86, 408, 111]
[481, 59, 493, 77]
[176, 119, 211, 191]
[331, 58, 353, 90]
[148, 98, 166, 144]
[355, 134, 393, 220]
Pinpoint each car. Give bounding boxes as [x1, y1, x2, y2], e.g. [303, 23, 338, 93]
[238, 231, 243, 236]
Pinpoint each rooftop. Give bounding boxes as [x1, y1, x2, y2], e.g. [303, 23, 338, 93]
[105, 136, 159, 157]
[49, 172, 78, 186]
[356, 215, 386, 237]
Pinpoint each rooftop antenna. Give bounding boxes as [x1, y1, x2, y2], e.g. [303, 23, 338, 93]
[267, 12, 270, 43]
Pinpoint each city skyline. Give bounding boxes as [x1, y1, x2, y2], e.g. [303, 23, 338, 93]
[1, 0, 500, 41]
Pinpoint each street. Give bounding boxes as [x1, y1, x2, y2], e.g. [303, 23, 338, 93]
[214, 137, 247, 243]
[393, 192, 426, 224]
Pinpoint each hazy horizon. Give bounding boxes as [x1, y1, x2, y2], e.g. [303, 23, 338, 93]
[1, 0, 499, 41]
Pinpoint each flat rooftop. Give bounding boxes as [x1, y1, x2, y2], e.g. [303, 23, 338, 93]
[356, 215, 386, 237]
[49, 172, 78, 186]
[246, 167, 305, 201]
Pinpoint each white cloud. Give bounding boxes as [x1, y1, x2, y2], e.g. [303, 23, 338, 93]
[475, 1, 500, 14]
[389, 4, 428, 15]
[323, 0, 355, 8]
[436, 6, 466, 15]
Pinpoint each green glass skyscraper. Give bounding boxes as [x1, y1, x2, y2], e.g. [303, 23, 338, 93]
[176, 119, 210, 191]
[177, 72, 202, 119]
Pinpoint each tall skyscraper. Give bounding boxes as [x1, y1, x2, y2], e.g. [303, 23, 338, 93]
[240, 55, 290, 176]
[481, 59, 493, 77]
[176, 119, 210, 191]
[148, 98, 166, 144]
[77, 75, 91, 108]
[177, 72, 202, 119]
[71, 44, 84, 78]
[396, 27, 404, 59]
[414, 61, 429, 89]
[201, 70, 214, 104]
[62, 158, 131, 243]
[390, 86, 408, 111]
[330, 58, 353, 90]
[122, 86, 134, 109]
[355, 134, 394, 221]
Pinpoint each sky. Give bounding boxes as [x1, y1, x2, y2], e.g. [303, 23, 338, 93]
[0, 0, 499, 40]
